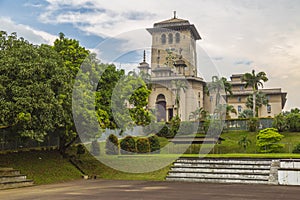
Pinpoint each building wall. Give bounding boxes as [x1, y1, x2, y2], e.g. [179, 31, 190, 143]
[150, 29, 197, 77]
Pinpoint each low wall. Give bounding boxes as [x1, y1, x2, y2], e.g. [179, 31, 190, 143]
[278, 159, 300, 185]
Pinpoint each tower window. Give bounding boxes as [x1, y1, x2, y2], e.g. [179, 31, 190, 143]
[168, 33, 173, 44]
[175, 33, 180, 43]
[161, 34, 166, 44]
[237, 97, 241, 102]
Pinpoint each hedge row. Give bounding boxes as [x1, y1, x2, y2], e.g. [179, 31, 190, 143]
[105, 134, 160, 155]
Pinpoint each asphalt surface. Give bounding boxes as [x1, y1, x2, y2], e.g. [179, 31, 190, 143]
[1, 179, 300, 200]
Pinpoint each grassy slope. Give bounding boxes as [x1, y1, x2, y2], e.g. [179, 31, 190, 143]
[0, 131, 300, 185]
[0, 150, 82, 185]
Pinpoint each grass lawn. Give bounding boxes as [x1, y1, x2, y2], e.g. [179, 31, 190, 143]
[0, 150, 83, 185]
[1, 130, 300, 185]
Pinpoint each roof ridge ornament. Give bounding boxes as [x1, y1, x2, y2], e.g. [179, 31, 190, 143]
[173, 11, 177, 19]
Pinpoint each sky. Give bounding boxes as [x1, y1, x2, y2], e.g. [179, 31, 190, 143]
[1, 0, 300, 110]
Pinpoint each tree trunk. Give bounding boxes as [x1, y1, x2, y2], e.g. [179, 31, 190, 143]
[253, 91, 256, 117]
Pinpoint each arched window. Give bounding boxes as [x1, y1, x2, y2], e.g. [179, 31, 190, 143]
[168, 33, 173, 44]
[161, 34, 166, 44]
[175, 33, 180, 43]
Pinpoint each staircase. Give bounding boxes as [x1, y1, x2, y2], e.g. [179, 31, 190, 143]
[0, 168, 34, 189]
[166, 158, 276, 184]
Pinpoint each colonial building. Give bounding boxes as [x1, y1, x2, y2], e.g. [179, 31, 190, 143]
[138, 14, 287, 121]
[227, 74, 287, 118]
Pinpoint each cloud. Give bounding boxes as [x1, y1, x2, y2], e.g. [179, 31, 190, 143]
[29, 0, 300, 109]
[234, 60, 253, 66]
[0, 17, 57, 45]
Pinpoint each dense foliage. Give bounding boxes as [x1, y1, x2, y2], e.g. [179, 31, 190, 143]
[148, 135, 160, 153]
[136, 138, 150, 153]
[105, 134, 119, 155]
[0, 31, 151, 155]
[256, 128, 284, 153]
[120, 136, 136, 154]
[273, 108, 300, 132]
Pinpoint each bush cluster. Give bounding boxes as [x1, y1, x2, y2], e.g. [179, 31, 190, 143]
[105, 134, 160, 155]
[256, 128, 284, 153]
[105, 134, 119, 155]
[273, 109, 300, 132]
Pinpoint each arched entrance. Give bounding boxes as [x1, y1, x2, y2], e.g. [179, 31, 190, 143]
[156, 94, 166, 122]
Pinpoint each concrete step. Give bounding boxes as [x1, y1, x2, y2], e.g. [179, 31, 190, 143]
[173, 163, 271, 169]
[0, 175, 27, 183]
[176, 158, 272, 165]
[0, 168, 34, 190]
[0, 180, 34, 190]
[170, 167, 270, 174]
[166, 177, 270, 184]
[0, 169, 20, 176]
[168, 172, 269, 180]
[166, 158, 274, 185]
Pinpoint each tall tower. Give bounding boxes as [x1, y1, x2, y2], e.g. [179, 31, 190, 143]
[146, 12, 201, 77]
[144, 13, 205, 122]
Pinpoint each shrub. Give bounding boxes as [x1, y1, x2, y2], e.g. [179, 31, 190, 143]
[90, 140, 100, 156]
[76, 144, 86, 158]
[105, 134, 119, 155]
[148, 135, 160, 153]
[292, 143, 300, 153]
[256, 128, 284, 153]
[248, 117, 259, 132]
[136, 138, 150, 153]
[169, 115, 181, 137]
[120, 136, 136, 154]
[156, 125, 170, 138]
[286, 113, 300, 132]
[272, 113, 287, 132]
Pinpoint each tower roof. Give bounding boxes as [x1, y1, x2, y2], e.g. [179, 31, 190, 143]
[147, 15, 201, 40]
[154, 18, 190, 27]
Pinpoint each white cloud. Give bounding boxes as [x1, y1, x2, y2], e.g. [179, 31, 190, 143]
[37, 0, 300, 109]
[0, 17, 57, 45]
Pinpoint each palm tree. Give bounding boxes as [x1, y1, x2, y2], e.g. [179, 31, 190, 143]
[189, 107, 208, 121]
[226, 105, 237, 119]
[172, 80, 188, 117]
[241, 70, 268, 117]
[206, 76, 232, 106]
[246, 92, 269, 115]
[238, 136, 252, 152]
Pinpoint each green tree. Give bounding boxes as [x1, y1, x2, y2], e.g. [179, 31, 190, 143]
[245, 92, 269, 115]
[189, 107, 207, 121]
[238, 109, 254, 119]
[96, 65, 125, 129]
[238, 136, 251, 152]
[111, 71, 151, 133]
[241, 70, 268, 117]
[256, 128, 284, 153]
[105, 134, 119, 155]
[226, 105, 237, 119]
[273, 113, 287, 132]
[0, 31, 66, 142]
[286, 112, 300, 132]
[206, 76, 232, 106]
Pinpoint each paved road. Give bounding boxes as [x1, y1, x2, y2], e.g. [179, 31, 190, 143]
[1, 179, 300, 200]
